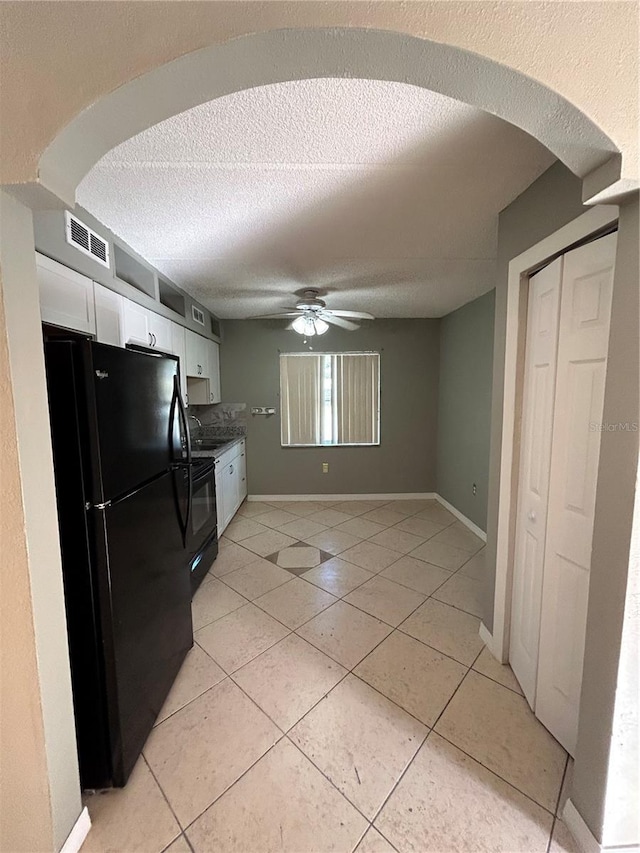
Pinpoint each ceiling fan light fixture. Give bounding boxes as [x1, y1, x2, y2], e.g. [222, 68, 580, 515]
[291, 314, 328, 336]
[292, 316, 309, 335]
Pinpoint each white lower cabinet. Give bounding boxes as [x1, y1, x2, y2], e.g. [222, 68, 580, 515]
[94, 283, 125, 347]
[214, 440, 247, 534]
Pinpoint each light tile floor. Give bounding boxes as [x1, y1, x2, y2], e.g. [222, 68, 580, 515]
[82, 498, 577, 853]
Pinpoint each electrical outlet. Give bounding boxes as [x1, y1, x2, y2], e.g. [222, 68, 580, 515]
[322, 462, 329, 474]
[472, 483, 477, 496]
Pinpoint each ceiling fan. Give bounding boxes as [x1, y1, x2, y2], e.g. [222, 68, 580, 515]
[251, 289, 374, 336]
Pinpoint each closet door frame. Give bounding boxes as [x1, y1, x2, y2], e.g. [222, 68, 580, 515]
[488, 205, 619, 665]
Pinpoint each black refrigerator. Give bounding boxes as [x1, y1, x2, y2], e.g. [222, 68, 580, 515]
[44, 338, 194, 789]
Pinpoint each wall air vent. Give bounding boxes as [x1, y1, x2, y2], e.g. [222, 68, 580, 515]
[65, 211, 110, 268]
[192, 305, 205, 326]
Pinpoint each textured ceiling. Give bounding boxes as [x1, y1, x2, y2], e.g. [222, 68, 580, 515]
[77, 78, 555, 318]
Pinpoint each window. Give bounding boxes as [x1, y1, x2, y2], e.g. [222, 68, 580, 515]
[280, 352, 380, 447]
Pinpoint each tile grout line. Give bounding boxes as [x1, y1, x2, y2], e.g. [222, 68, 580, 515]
[546, 753, 571, 853]
[363, 645, 486, 835]
[203, 542, 480, 675]
[177, 605, 471, 844]
[141, 753, 193, 844]
[158, 500, 486, 845]
[369, 638, 565, 843]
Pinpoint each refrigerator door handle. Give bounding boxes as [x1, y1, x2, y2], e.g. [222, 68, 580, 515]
[176, 377, 192, 467]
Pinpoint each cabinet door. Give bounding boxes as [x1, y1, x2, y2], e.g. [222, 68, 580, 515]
[37, 252, 96, 334]
[150, 313, 173, 352]
[208, 341, 221, 404]
[236, 442, 247, 504]
[214, 462, 226, 533]
[224, 461, 238, 527]
[170, 322, 188, 407]
[123, 300, 152, 347]
[94, 283, 125, 347]
[185, 330, 207, 377]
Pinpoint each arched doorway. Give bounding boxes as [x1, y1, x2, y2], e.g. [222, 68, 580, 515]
[1, 22, 635, 853]
[36, 28, 620, 207]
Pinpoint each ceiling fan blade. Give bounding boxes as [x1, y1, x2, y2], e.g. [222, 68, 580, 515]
[321, 313, 360, 331]
[249, 311, 302, 320]
[327, 309, 375, 320]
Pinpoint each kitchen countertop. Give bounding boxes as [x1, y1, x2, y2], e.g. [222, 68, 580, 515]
[191, 435, 245, 461]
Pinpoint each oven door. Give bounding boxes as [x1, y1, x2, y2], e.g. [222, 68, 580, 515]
[188, 461, 218, 593]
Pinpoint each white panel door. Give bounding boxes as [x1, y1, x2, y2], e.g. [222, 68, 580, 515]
[510, 258, 563, 704]
[36, 252, 96, 334]
[535, 232, 617, 754]
[94, 283, 125, 347]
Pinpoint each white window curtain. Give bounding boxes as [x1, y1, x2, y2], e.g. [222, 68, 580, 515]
[335, 353, 380, 444]
[280, 354, 322, 445]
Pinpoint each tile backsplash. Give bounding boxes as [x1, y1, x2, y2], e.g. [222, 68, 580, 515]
[189, 402, 247, 439]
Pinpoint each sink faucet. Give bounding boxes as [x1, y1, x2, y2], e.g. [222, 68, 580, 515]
[189, 415, 202, 429]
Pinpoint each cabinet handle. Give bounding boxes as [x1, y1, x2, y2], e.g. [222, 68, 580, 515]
[210, 392, 214, 402]
[229, 465, 234, 474]
[152, 333, 157, 347]
[148, 332, 153, 346]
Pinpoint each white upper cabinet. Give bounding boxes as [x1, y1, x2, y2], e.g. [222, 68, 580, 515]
[208, 340, 221, 404]
[149, 313, 173, 352]
[37, 252, 96, 335]
[94, 283, 125, 347]
[171, 322, 188, 407]
[185, 329, 208, 378]
[123, 299, 151, 347]
[123, 300, 173, 351]
[36, 253, 219, 393]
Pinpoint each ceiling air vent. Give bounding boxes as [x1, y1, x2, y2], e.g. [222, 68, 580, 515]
[65, 211, 110, 268]
[192, 305, 205, 326]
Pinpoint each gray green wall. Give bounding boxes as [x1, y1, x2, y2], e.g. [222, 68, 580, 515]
[219, 319, 440, 496]
[484, 162, 587, 629]
[437, 290, 495, 531]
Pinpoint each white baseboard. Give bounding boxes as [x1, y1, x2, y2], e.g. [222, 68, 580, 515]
[248, 493, 488, 544]
[563, 800, 601, 853]
[249, 493, 438, 502]
[60, 806, 91, 853]
[434, 495, 487, 542]
[563, 800, 640, 853]
[479, 621, 494, 653]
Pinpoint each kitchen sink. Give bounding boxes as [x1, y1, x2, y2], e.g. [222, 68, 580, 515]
[193, 439, 230, 450]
